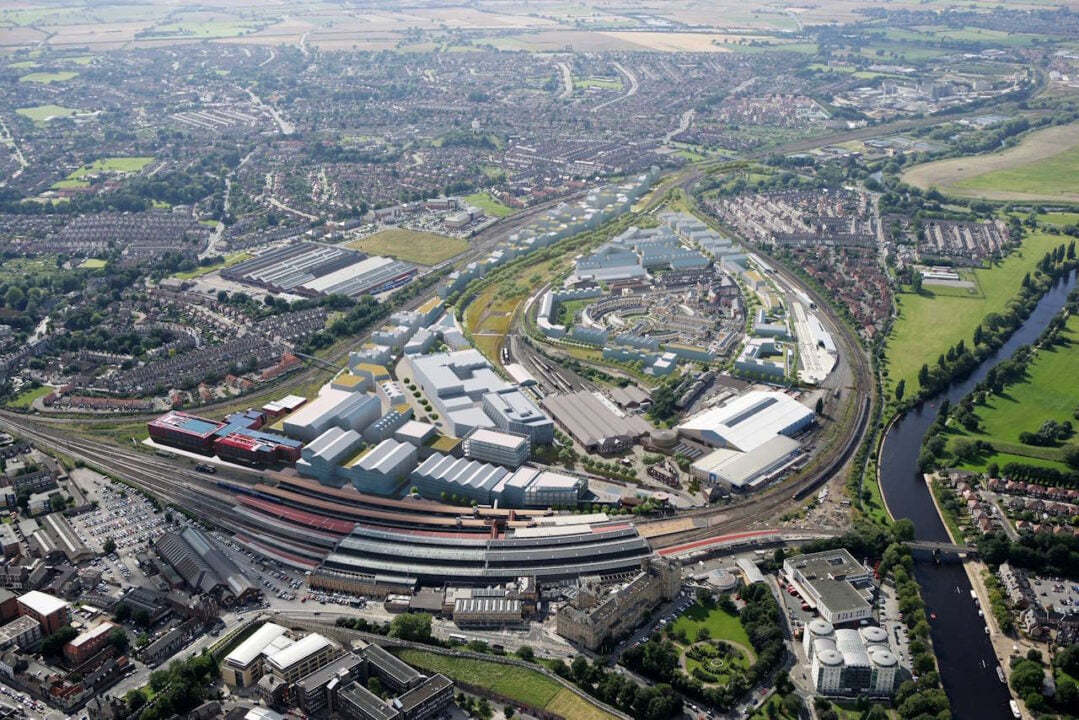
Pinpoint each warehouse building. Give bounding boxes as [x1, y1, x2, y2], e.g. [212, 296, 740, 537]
[147, 410, 301, 466]
[463, 428, 529, 468]
[347, 439, 417, 495]
[784, 549, 874, 625]
[283, 388, 382, 443]
[452, 597, 524, 628]
[690, 434, 803, 492]
[803, 620, 902, 696]
[154, 527, 258, 605]
[541, 391, 652, 455]
[63, 621, 116, 664]
[677, 391, 814, 452]
[496, 467, 584, 508]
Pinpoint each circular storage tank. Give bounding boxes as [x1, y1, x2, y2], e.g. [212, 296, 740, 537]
[861, 625, 888, 644]
[870, 649, 898, 668]
[707, 568, 738, 592]
[817, 649, 843, 667]
[807, 619, 834, 638]
[650, 429, 678, 449]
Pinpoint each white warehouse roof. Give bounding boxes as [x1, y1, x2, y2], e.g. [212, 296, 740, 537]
[678, 391, 814, 452]
[267, 632, 333, 671]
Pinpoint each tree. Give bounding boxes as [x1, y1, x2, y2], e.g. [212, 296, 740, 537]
[108, 628, 130, 653]
[367, 676, 384, 697]
[918, 363, 930, 388]
[892, 518, 915, 542]
[895, 378, 905, 402]
[41, 625, 79, 656]
[1010, 659, 1045, 697]
[103, 538, 117, 554]
[1063, 445, 1079, 471]
[515, 645, 535, 662]
[504, 706, 516, 719]
[388, 613, 432, 643]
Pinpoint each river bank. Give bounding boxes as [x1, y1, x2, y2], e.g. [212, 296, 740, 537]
[878, 270, 1079, 719]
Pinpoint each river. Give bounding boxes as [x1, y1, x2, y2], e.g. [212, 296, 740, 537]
[879, 269, 1078, 720]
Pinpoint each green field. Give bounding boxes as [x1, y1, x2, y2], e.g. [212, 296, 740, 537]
[947, 314, 1079, 472]
[347, 228, 469, 265]
[51, 179, 90, 190]
[391, 649, 617, 719]
[15, 104, 86, 123]
[173, 251, 251, 280]
[463, 191, 515, 218]
[574, 77, 623, 90]
[79, 258, 107, 269]
[69, 156, 154, 177]
[19, 71, 78, 84]
[884, 230, 1064, 398]
[671, 601, 752, 649]
[953, 145, 1079, 199]
[8, 385, 53, 410]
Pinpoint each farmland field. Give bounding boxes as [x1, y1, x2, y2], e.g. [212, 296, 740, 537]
[884, 230, 1064, 399]
[347, 228, 469, 265]
[902, 123, 1079, 203]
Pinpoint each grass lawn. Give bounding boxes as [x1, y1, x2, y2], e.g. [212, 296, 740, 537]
[8, 385, 53, 409]
[672, 600, 752, 650]
[51, 179, 90, 190]
[1036, 212, 1079, 228]
[946, 314, 1079, 472]
[545, 688, 621, 720]
[884, 230, 1064, 399]
[347, 228, 469, 265]
[574, 77, 623, 90]
[19, 71, 77, 84]
[16, 104, 86, 123]
[69, 156, 154, 177]
[173, 252, 252, 280]
[79, 258, 107, 269]
[749, 694, 797, 720]
[392, 649, 604, 714]
[463, 191, 515, 218]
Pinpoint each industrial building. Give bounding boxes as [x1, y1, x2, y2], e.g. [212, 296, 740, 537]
[282, 388, 381, 444]
[690, 435, 803, 491]
[223, 242, 417, 299]
[783, 549, 874, 625]
[677, 391, 814, 452]
[463, 428, 529, 468]
[154, 527, 259, 605]
[803, 620, 902, 696]
[541, 391, 652, 455]
[406, 350, 552, 442]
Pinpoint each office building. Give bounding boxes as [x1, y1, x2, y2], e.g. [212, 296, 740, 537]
[222, 623, 290, 690]
[463, 428, 529, 468]
[804, 620, 901, 696]
[0, 615, 42, 650]
[16, 591, 68, 635]
[266, 632, 339, 684]
[783, 549, 874, 625]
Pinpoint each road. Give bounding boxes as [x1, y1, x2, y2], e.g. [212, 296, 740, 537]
[556, 61, 573, 99]
[246, 87, 294, 135]
[593, 61, 639, 113]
